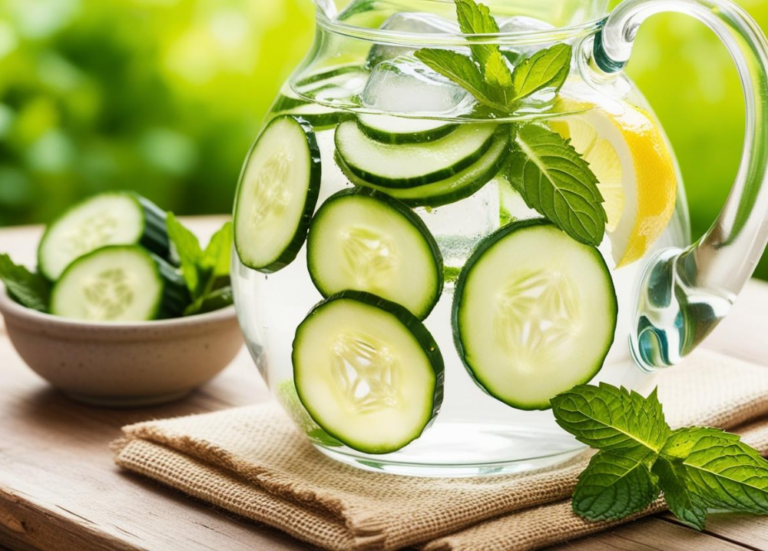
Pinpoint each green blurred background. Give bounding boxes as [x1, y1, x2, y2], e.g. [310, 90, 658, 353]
[0, 0, 765, 276]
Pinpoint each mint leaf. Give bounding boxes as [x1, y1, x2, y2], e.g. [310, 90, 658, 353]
[573, 449, 660, 521]
[672, 434, 768, 514]
[455, 0, 501, 68]
[508, 124, 607, 246]
[200, 221, 232, 278]
[166, 213, 203, 296]
[551, 383, 670, 453]
[661, 427, 741, 459]
[484, 50, 513, 90]
[653, 456, 708, 530]
[414, 49, 508, 112]
[184, 286, 233, 316]
[510, 44, 571, 102]
[0, 254, 50, 312]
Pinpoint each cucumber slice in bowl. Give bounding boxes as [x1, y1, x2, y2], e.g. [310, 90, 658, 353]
[51, 245, 189, 322]
[339, 127, 510, 208]
[38, 192, 171, 281]
[453, 220, 618, 411]
[307, 189, 443, 320]
[234, 116, 321, 273]
[335, 120, 497, 188]
[293, 291, 444, 454]
[356, 114, 458, 144]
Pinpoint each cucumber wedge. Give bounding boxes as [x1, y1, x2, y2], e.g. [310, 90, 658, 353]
[453, 220, 618, 411]
[339, 127, 510, 208]
[234, 116, 321, 273]
[307, 188, 443, 320]
[335, 120, 497, 188]
[356, 114, 458, 145]
[293, 291, 444, 454]
[38, 192, 171, 281]
[51, 245, 189, 322]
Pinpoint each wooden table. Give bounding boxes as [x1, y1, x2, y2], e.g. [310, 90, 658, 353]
[2, 219, 768, 551]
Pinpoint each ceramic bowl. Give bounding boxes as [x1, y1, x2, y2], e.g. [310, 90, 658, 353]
[0, 290, 243, 407]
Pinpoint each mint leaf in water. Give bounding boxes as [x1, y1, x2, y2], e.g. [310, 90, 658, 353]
[553, 383, 768, 530]
[0, 254, 50, 312]
[167, 213, 203, 296]
[414, 49, 508, 112]
[573, 449, 660, 521]
[510, 43, 572, 103]
[508, 124, 607, 246]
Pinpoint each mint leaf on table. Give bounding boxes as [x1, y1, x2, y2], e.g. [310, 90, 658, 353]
[508, 124, 607, 246]
[0, 254, 50, 312]
[167, 212, 203, 296]
[573, 449, 660, 521]
[510, 43, 571, 103]
[552, 383, 768, 530]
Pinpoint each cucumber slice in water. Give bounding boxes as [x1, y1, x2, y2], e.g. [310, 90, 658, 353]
[293, 291, 444, 454]
[335, 120, 497, 188]
[51, 245, 189, 322]
[273, 100, 347, 130]
[38, 192, 171, 281]
[453, 220, 618, 411]
[339, 127, 510, 207]
[234, 116, 321, 273]
[356, 114, 458, 144]
[307, 188, 443, 320]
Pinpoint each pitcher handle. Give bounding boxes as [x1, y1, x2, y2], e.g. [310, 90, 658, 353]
[589, 0, 768, 370]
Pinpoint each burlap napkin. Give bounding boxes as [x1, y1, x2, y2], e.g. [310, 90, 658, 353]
[113, 350, 768, 551]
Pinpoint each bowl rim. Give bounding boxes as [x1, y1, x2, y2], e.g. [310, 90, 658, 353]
[0, 287, 237, 330]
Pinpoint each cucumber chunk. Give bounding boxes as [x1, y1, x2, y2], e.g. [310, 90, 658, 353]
[38, 192, 171, 281]
[356, 114, 458, 144]
[339, 127, 510, 207]
[234, 116, 321, 273]
[51, 245, 189, 322]
[307, 189, 443, 320]
[453, 220, 618, 411]
[293, 291, 444, 454]
[335, 120, 497, 188]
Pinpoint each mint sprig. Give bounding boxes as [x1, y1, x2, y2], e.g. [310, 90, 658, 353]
[552, 383, 768, 529]
[166, 214, 233, 316]
[0, 254, 51, 312]
[413, 0, 607, 246]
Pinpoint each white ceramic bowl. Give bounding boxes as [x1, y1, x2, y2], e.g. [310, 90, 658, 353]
[0, 290, 243, 407]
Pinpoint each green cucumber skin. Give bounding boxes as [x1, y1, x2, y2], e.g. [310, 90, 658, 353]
[337, 128, 510, 208]
[233, 115, 322, 274]
[50, 245, 190, 321]
[334, 121, 497, 189]
[306, 187, 444, 320]
[292, 290, 445, 454]
[37, 191, 174, 281]
[356, 117, 459, 145]
[451, 219, 618, 411]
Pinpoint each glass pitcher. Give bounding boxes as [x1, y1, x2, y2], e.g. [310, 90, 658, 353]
[231, 0, 768, 476]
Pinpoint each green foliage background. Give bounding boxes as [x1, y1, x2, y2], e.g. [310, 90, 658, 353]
[0, 0, 766, 277]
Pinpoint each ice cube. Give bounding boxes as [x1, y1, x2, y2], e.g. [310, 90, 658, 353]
[360, 56, 472, 115]
[366, 13, 460, 69]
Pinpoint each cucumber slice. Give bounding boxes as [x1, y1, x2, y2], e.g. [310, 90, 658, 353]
[307, 189, 443, 320]
[453, 220, 618, 411]
[273, 100, 347, 130]
[293, 291, 444, 454]
[38, 192, 171, 281]
[339, 127, 510, 207]
[234, 116, 321, 273]
[356, 114, 458, 144]
[335, 120, 497, 188]
[51, 245, 189, 322]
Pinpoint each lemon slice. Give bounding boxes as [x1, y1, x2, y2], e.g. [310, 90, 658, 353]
[549, 98, 678, 268]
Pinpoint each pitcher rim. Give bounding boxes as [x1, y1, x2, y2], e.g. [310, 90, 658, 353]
[316, 11, 607, 46]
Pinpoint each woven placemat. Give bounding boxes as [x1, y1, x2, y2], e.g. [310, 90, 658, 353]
[114, 350, 768, 550]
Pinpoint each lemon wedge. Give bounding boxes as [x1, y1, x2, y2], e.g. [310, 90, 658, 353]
[549, 98, 678, 268]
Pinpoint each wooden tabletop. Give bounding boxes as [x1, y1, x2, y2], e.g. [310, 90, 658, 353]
[2, 218, 768, 551]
